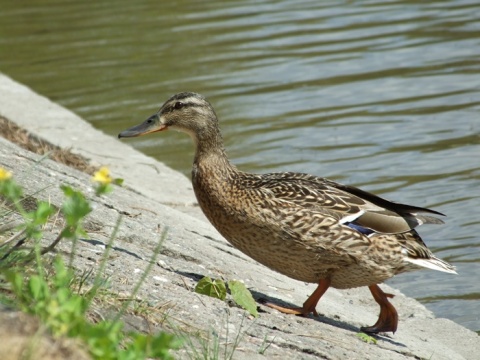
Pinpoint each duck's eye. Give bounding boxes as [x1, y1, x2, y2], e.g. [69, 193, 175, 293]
[173, 101, 184, 110]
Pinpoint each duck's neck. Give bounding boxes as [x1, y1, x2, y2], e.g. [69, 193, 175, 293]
[191, 130, 237, 180]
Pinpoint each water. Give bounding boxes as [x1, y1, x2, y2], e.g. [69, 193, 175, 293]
[0, 0, 479, 332]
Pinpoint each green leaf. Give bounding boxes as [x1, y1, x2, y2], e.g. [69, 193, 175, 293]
[28, 275, 46, 300]
[228, 280, 258, 317]
[356, 332, 377, 344]
[24, 223, 43, 240]
[149, 332, 179, 359]
[0, 178, 23, 201]
[55, 287, 71, 303]
[61, 185, 92, 227]
[6, 271, 24, 297]
[95, 183, 112, 196]
[195, 277, 227, 300]
[33, 201, 55, 225]
[113, 178, 124, 186]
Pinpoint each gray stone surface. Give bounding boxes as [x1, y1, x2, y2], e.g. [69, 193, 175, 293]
[1, 72, 479, 359]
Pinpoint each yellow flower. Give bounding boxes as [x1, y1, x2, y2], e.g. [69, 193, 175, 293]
[92, 166, 112, 185]
[0, 167, 12, 181]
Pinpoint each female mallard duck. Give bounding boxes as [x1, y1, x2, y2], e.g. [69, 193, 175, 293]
[119, 92, 456, 334]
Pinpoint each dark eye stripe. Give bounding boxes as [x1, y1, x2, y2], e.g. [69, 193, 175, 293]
[166, 101, 198, 113]
[160, 93, 208, 113]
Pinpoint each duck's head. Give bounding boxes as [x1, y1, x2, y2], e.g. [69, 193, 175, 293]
[118, 92, 221, 147]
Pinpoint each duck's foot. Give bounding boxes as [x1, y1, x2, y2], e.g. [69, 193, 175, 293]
[361, 284, 398, 334]
[264, 278, 331, 317]
[263, 302, 316, 316]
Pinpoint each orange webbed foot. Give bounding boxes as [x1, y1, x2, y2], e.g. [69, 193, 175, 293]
[361, 284, 398, 334]
[264, 278, 331, 318]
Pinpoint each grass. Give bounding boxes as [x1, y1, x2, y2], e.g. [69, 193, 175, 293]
[177, 311, 251, 360]
[0, 167, 179, 359]
[258, 332, 275, 355]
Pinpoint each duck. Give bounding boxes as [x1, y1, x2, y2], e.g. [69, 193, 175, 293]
[118, 92, 456, 334]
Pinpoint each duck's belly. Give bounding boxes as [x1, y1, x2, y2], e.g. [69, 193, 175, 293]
[208, 214, 399, 289]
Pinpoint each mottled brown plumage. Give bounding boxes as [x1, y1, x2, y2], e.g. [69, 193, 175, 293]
[119, 92, 456, 334]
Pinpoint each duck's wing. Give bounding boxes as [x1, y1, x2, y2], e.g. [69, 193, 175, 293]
[257, 172, 444, 235]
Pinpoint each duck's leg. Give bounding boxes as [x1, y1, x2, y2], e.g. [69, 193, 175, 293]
[361, 284, 398, 334]
[265, 278, 331, 316]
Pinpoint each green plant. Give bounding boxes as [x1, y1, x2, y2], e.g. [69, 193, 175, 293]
[356, 332, 378, 344]
[0, 168, 91, 268]
[195, 276, 227, 300]
[178, 311, 250, 360]
[195, 277, 258, 318]
[258, 333, 275, 355]
[5, 255, 179, 359]
[227, 280, 258, 318]
[0, 166, 179, 359]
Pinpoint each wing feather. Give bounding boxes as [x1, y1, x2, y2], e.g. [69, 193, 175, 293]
[254, 172, 444, 234]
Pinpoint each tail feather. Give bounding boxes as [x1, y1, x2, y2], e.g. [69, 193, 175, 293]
[405, 256, 457, 275]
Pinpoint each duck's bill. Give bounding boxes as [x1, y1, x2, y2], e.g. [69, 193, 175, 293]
[118, 115, 167, 138]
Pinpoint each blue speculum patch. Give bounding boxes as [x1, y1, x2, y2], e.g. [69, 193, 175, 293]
[345, 222, 374, 236]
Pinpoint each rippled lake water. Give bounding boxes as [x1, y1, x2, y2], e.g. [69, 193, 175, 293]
[0, 0, 479, 332]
